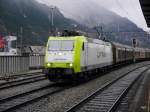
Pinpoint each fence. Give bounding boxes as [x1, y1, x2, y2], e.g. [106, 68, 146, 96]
[0, 54, 45, 78]
[29, 54, 45, 69]
[0, 55, 29, 78]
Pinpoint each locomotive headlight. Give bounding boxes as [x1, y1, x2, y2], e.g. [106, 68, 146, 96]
[47, 63, 51, 67]
[59, 52, 62, 55]
[69, 63, 73, 67]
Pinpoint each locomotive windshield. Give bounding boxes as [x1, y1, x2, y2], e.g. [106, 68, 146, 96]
[48, 40, 74, 51]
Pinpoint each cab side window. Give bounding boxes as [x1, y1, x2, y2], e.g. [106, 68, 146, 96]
[82, 42, 84, 51]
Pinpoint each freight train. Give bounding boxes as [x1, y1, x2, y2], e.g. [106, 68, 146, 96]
[43, 36, 150, 82]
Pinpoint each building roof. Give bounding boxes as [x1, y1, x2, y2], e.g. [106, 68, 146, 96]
[140, 0, 150, 27]
[22, 46, 45, 55]
[30, 46, 45, 54]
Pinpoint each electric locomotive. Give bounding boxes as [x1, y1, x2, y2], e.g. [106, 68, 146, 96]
[43, 36, 113, 82]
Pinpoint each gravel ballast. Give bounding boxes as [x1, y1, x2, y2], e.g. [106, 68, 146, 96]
[11, 61, 150, 112]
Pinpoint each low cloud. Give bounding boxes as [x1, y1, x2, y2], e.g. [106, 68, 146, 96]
[36, 0, 149, 31]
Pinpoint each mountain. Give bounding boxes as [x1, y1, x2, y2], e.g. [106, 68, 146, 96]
[63, 1, 149, 47]
[59, 1, 141, 31]
[0, 0, 83, 45]
[0, 0, 149, 47]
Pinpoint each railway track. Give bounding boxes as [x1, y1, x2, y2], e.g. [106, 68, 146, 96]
[0, 73, 46, 90]
[65, 65, 150, 112]
[0, 64, 149, 112]
[0, 82, 69, 112]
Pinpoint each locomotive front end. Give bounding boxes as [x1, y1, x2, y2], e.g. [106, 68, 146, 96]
[43, 36, 85, 81]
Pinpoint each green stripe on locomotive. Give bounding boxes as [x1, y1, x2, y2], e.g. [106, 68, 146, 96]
[44, 36, 87, 73]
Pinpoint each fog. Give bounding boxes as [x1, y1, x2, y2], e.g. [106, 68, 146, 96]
[36, 0, 149, 31]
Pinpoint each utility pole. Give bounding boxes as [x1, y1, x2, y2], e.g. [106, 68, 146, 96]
[20, 13, 27, 55]
[20, 26, 23, 54]
[100, 26, 104, 40]
[117, 23, 120, 32]
[49, 6, 55, 36]
[51, 7, 54, 27]
[132, 38, 137, 63]
[95, 24, 105, 40]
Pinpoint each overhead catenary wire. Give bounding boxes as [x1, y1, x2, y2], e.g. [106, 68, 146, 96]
[112, 0, 149, 40]
[48, 4, 149, 40]
[115, 0, 130, 18]
[57, 7, 86, 24]
[47, 6, 87, 32]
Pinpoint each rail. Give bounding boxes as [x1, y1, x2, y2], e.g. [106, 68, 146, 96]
[66, 65, 149, 112]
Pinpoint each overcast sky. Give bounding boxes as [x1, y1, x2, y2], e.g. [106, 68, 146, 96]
[37, 0, 150, 31]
